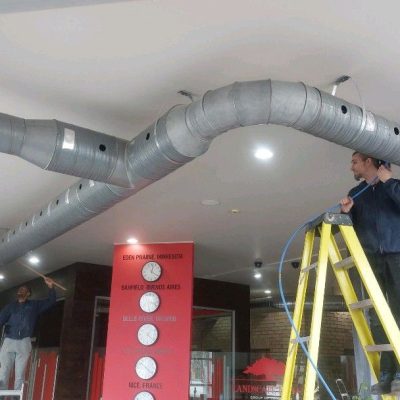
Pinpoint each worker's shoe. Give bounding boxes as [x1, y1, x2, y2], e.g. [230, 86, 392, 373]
[371, 371, 393, 395]
[391, 372, 400, 393]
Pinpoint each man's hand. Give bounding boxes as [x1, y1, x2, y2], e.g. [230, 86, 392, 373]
[44, 277, 55, 289]
[340, 196, 354, 213]
[377, 165, 392, 183]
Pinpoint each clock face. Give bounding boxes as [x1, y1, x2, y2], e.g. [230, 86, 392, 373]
[134, 392, 154, 400]
[142, 261, 162, 282]
[137, 324, 159, 346]
[139, 292, 160, 313]
[135, 356, 157, 380]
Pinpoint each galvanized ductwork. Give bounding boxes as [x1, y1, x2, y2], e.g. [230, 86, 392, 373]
[1, 79, 400, 265]
[0, 114, 131, 187]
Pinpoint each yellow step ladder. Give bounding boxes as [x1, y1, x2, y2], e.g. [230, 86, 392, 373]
[281, 212, 400, 400]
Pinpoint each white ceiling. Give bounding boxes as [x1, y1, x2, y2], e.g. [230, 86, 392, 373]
[0, 0, 399, 298]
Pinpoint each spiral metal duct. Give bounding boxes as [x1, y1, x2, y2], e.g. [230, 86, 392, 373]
[1, 79, 399, 265]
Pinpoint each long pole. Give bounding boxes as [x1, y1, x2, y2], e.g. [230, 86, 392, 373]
[17, 261, 67, 291]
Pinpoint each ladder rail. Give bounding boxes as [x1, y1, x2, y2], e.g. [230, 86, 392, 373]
[340, 225, 400, 366]
[303, 223, 332, 400]
[281, 229, 315, 400]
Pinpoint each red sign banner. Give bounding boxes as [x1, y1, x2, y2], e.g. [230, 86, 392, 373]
[102, 242, 194, 400]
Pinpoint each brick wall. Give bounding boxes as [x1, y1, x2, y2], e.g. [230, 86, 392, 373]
[250, 309, 354, 399]
[192, 315, 232, 351]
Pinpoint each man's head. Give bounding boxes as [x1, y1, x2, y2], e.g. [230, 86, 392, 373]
[16, 285, 31, 303]
[351, 152, 380, 181]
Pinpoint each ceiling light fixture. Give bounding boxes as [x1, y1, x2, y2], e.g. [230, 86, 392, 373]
[0, 275, 5, 280]
[264, 289, 272, 294]
[28, 255, 40, 265]
[127, 237, 139, 244]
[254, 147, 273, 160]
[254, 272, 262, 279]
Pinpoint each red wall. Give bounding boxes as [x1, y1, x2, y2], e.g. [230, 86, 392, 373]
[102, 243, 194, 400]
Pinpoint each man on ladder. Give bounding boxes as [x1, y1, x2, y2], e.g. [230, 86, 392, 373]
[340, 151, 400, 395]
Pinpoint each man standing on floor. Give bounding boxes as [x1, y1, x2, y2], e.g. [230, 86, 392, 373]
[340, 151, 400, 395]
[0, 277, 56, 391]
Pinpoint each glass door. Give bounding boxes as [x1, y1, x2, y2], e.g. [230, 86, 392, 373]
[191, 307, 234, 400]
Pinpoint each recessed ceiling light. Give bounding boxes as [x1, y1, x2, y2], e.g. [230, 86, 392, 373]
[254, 272, 262, 279]
[254, 147, 273, 160]
[0, 275, 5, 280]
[264, 289, 272, 294]
[28, 256, 40, 265]
[230, 209, 240, 214]
[127, 237, 138, 244]
[201, 199, 220, 206]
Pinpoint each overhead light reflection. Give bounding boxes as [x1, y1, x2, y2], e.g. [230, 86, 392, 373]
[254, 148, 273, 160]
[28, 256, 40, 265]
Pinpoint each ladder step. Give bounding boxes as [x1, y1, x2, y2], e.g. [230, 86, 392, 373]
[334, 257, 354, 270]
[349, 299, 373, 310]
[365, 344, 393, 352]
[302, 263, 317, 273]
[290, 336, 310, 344]
[0, 389, 23, 395]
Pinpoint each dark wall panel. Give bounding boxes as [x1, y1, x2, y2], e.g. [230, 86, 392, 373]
[194, 278, 250, 353]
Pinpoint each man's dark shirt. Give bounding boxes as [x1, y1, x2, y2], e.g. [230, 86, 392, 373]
[348, 178, 400, 254]
[0, 288, 56, 339]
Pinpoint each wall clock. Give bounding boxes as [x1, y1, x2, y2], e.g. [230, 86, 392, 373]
[135, 356, 157, 380]
[134, 391, 154, 400]
[139, 292, 160, 313]
[137, 323, 159, 346]
[142, 261, 162, 282]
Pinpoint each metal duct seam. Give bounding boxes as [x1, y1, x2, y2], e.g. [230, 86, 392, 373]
[1, 79, 400, 265]
[0, 114, 132, 187]
[0, 179, 135, 266]
[269, 81, 309, 127]
[231, 80, 272, 127]
[166, 105, 211, 158]
[126, 119, 185, 184]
